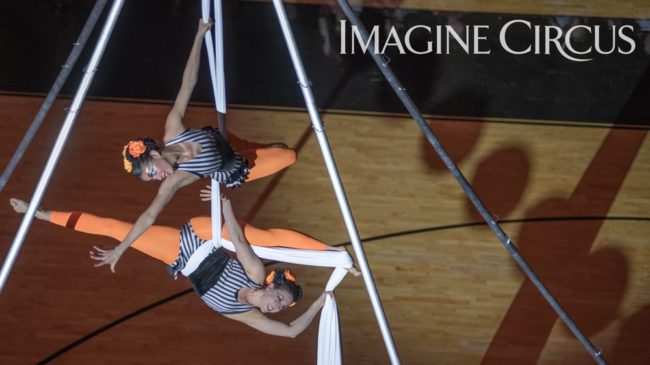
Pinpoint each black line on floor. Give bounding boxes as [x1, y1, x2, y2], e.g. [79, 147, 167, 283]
[37, 289, 193, 364]
[37, 214, 650, 363]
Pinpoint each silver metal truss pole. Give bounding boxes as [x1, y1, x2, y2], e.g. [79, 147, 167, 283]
[335, 1, 607, 364]
[0, 0, 109, 192]
[0, 0, 127, 294]
[270, 1, 401, 363]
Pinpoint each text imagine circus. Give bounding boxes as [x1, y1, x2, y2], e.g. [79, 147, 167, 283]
[339, 20, 636, 62]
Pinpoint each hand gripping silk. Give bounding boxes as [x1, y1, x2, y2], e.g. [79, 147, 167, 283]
[201, 1, 350, 362]
[182, 224, 352, 365]
[201, 0, 226, 113]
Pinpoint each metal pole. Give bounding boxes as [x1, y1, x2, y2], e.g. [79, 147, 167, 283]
[270, 1, 401, 364]
[0, 0, 109, 192]
[0, 0, 127, 294]
[335, 2, 607, 364]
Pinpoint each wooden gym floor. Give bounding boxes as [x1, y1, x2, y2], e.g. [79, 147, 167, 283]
[0, 94, 647, 364]
[0, 0, 649, 364]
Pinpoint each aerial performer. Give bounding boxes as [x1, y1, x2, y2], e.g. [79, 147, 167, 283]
[97, 19, 296, 272]
[10, 196, 359, 336]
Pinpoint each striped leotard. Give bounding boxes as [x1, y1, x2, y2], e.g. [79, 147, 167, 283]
[46, 210, 328, 313]
[165, 127, 249, 188]
[171, 222, 261, 314]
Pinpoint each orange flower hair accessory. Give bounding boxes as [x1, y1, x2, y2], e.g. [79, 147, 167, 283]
[265, 271, 275, 285]
[127, 140, 147, 158]
[284, 270, 296, 282]
[265, 269, 297, 285]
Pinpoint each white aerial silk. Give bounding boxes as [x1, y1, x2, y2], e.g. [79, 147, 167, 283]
[180, 229, 352, 365]
[201, 1, 349, 363]
[201, 0, 226, 114]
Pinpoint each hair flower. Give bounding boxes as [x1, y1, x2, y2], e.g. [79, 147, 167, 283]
[265, 271, 276, 285]
[265, 269, 297, 285]
[284, 269, 296, 282]
[128, 140, 147, 158]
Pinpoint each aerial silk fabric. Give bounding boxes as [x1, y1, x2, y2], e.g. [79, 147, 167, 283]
[180, 233, 351, 365]
[202, 0, 226, 113]
[201, 1, 348, 362]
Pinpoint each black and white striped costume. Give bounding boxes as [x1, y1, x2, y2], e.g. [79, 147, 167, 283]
[165, 127, 249, 188]
[169, 221, 262, 315]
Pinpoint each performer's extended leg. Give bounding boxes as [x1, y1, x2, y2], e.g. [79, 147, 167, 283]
[189, 217, 328, 250]
[49, 211, 180, 264]
[227, 132, 297, 182]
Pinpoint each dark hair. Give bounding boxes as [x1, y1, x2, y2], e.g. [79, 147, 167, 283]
[269, 268, 303, 303]
[122, 137, 160, 176]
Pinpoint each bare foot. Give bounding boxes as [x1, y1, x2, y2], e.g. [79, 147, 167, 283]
[328, 246, 362, 277]
[9, 198, 28, 213]
[346, 266, 361, 277]
[9, 198, 50, 220]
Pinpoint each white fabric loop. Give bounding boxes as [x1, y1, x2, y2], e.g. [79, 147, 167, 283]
[202, 0, 226, 113]
[180, 237, 352, 364]
[200, 1, 346, 362]
[209, 179, 221, 257]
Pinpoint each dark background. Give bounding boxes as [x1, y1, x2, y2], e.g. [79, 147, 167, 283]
[0, 0, 648, 125]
